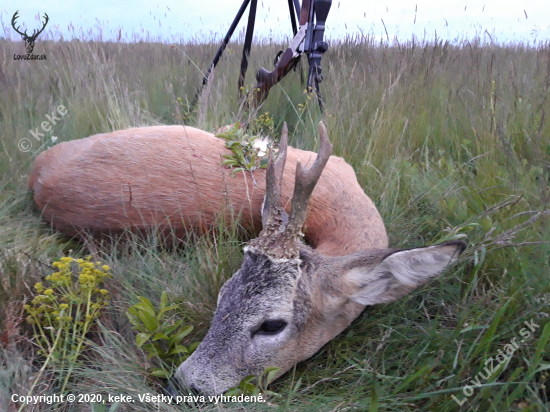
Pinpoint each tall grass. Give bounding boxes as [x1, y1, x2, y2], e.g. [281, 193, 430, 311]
[0, 29, 549, 411]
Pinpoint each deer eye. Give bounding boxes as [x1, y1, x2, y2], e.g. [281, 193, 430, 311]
[255, 320, 287, 336]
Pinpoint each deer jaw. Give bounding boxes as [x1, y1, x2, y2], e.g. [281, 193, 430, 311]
[175, 123, 465, 395]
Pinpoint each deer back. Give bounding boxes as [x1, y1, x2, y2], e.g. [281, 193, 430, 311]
[29, 125, 387, 255]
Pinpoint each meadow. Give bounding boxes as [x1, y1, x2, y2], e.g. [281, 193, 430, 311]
[0, 29, 549, 411]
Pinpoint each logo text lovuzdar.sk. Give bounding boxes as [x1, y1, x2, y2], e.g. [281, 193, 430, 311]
[11, 10, 49, 60]
[14, 53, 47, 60]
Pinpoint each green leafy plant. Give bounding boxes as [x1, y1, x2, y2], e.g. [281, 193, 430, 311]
[225, 366, 281, 398]
[126, 292, 199, 378]
[216, 122, 270, 176]
[24, 256, 112, 393]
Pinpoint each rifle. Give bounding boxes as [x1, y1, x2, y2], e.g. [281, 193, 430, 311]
[196, 0, 332, 113]
[255, 0, 332, 109]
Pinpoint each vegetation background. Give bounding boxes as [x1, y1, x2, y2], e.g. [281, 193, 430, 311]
[0, 23, 549, 411]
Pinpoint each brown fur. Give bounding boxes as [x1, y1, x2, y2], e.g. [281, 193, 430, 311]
[29, 125, 387, 255]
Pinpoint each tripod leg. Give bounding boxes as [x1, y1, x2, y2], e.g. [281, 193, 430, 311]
[293, 0, 301, 18]
[314, 75, 324, 113]
[306, 0, 331, 112]
[307, 64, 324, 113]
[288, 0, 298, 36]
[238, 0, 258, 98]
[202, 0, 251, 88]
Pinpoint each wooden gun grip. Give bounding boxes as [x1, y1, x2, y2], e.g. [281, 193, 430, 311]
[256, 48, 294, 88]
[299, 0, 311, 25]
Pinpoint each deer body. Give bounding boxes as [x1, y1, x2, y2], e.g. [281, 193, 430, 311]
[29, 125, 387, 255]
[29, 122, 464, 396]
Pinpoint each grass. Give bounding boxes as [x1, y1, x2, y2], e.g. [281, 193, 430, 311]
[0, 28, 549, 411]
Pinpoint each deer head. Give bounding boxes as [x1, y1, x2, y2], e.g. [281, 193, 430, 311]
[175, 122, 465, 395]
[11, 11, 49, 54]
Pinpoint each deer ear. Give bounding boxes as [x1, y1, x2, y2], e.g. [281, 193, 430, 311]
[345, 241, 465, 306]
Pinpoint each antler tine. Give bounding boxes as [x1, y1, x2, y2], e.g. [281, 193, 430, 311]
[34, 13, 49, 38]
[11, 11, 27, 37]
[261, 122, 288, 228]
[284, 121, 333, 236]
[250, 122, 330, 259]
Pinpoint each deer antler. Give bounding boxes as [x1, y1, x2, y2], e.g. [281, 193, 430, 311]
[11, 11, 49, 41]
[11, 11, 27, 38]
[284, 121, 333, 238]
[250, 121, 333, 259]
[30, 13, 49, 41]
[261, 122, 289, 229]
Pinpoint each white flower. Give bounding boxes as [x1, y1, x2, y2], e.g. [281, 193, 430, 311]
[253, 138, 269, 157]
[51, 136, 58, 143]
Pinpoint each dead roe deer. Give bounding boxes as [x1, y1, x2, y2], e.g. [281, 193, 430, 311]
[29, 122, 465, 395]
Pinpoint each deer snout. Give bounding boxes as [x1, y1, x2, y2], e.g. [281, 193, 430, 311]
[175, 353, 233, 396]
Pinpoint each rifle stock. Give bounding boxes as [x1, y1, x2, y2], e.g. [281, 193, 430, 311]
[253, 0, 311, 103]
[255, 48, 298, 99]
[299, 0, 312, 25]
